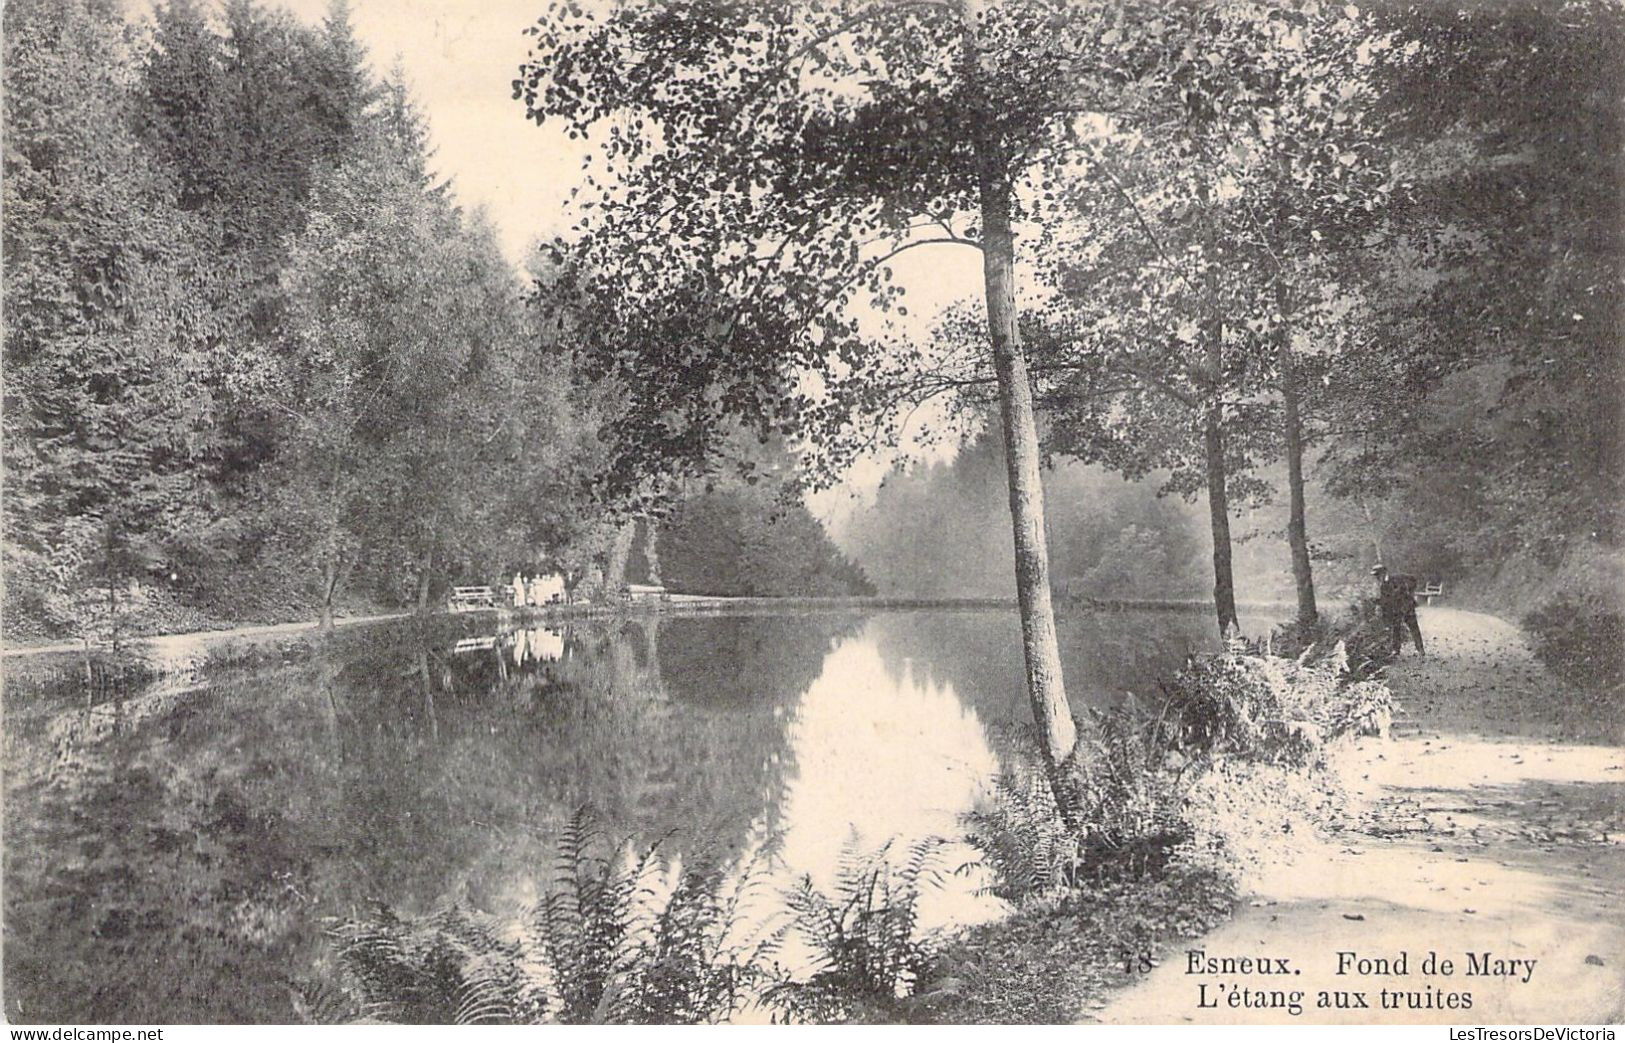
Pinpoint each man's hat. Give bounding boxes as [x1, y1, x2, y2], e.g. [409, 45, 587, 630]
[1371, 564, 1387, 574]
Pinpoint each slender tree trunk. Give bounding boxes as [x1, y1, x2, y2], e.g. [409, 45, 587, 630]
[320, 462, 344, 632]
[1279, 345, 1318, 627]
[104, 518, 120, 656]
[643, 516, 662, 586]
[604, 519, 637, 594]
[1359, 495, 1384, 564]
[320, 556, 341, 632]
[417, 647, 440, 740]
[1196, 218, 1240, 637]
[977, 154, 1079, 808]
[1204, 409, 1239, 636]
[641, 617, 660, 666]
[414, 548, 434, 616]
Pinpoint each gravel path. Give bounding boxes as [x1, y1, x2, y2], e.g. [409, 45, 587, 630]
[0, 612, 413, 660]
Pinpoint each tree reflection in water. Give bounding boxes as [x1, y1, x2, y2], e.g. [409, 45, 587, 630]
[3, 608, 1227, 1023]
[4, 613, 849, 1021]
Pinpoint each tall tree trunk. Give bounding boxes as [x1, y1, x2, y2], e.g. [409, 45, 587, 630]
[643, 516, 662, 586]
[1279, 345, 1318, 627]
[604, 519, 637, 594]
[1197, 218, 1239, 637]
[1204, 409, 1239, 636]
[976, 153, 1079, 810]
[414, 547, 434, 616]
[320, 556, 341, 632]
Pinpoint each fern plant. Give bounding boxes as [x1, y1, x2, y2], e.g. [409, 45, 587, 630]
[1071, 708, 1192, 880]
[327, 905, 544, 1024]
[327, 807, 781, 1025]
[962, 760, 1080, 901]
[765, 836, 946, 1023]
[528, 810, 784, 1023]
[965, 710, 1200, 899]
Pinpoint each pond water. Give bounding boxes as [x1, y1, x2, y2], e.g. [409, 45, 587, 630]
[2, 606, 1271, 1023]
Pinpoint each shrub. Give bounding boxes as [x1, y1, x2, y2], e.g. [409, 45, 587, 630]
[1324, 678, 1395, 740]
[966, 643, 1393, 903]
[1180, 759, 1352, 888]
[1266, 600, 1393, 680]
[1158, 642, 1392, 765]
[1523, 594, 1625, 692]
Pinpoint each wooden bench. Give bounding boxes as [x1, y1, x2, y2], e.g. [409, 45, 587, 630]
[449, 585, 496, 611]
[1418, 581, 1444, 606]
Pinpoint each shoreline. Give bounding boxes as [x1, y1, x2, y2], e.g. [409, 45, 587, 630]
[0, 593, 1313, 662]
[0, 596, 1006, 661]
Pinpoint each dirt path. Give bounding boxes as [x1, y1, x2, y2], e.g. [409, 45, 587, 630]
[0, 611, 413, 660]
[1090, 607, 1625, 1025]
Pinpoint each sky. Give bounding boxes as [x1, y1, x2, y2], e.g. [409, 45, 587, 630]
[242, 0, 987, 526]
[274, 0, 584, 258]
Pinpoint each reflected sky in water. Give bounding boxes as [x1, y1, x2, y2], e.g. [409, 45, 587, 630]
[3, 607, 1253, 1023]
[774, 636, 1006, 938]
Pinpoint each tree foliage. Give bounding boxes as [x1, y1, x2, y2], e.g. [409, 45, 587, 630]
[1, 0, 619, 638]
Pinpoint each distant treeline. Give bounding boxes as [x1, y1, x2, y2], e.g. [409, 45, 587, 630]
[653, 486, 874, 599]
[842, 431, 1210, 602]
[1, 0, 867, 639]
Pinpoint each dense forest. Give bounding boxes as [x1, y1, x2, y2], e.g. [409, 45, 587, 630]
[840, 431, 1210, 601]
[1, 0, 871, 640]
[4, 0, 1620, 671]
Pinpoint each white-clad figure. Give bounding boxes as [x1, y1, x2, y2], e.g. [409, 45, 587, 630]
[528, 573, 545, 607]
[528, 626, 564, 662]
[513, 628, 529, 666]
[512, 572, 526, 607]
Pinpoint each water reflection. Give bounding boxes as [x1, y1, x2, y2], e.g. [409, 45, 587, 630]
[870, 608, 1273, 725]
[3, 607, 1242, 1023]
[774, 639, 1005, 938]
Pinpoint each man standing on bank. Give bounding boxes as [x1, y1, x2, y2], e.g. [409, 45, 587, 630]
[1372, 564, 1425, 657]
